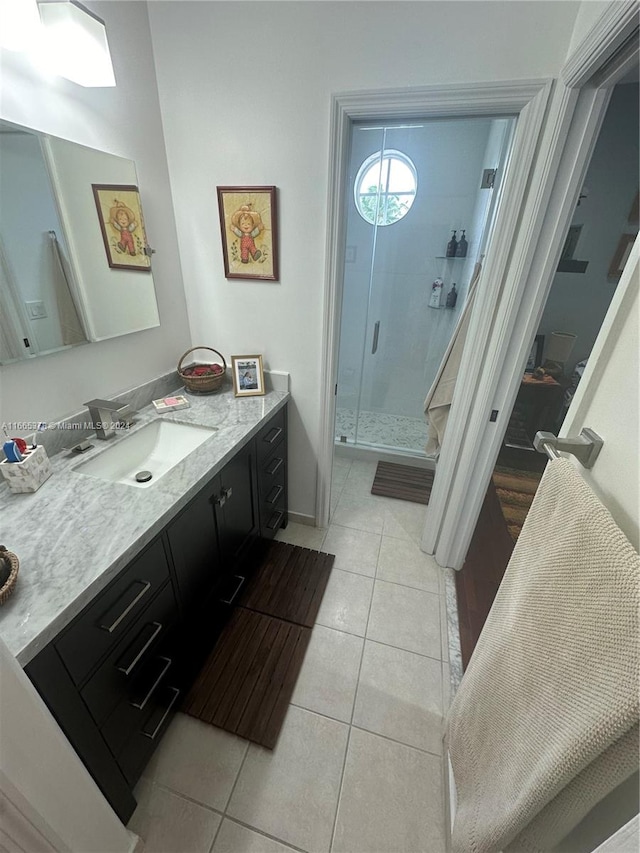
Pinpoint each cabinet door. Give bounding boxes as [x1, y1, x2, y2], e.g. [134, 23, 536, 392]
[215, 441, 258, 569]
[166, 486, 221, 615]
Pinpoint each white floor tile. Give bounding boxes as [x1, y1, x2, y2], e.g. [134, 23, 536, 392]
[332, 728, 445, 853]
[381, 499, 428, 544]
[275, 521, 327, 550]
[128, 783, 222, 853]
[439, 593, 450, 663]
[330, 457, 352, 489]
[442, 662, 452, 713]
[212, 819, 298, 853]
[341, 460, 378, 496]
[227, 705, 349, 853]
[376, 536, 440, 593]
[291, 625, 364, 722]
[143, 713, 248, 811]
[316, 569, 374, 637]
[353, 640, 444, 754]
[322, 525, 381, 577]
[366, 580, 441, 658]
[331, 493, 386, 535]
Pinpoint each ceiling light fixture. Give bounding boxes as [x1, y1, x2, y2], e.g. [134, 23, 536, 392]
[0, 0, 41, 52]
[37, 0, 115, 87]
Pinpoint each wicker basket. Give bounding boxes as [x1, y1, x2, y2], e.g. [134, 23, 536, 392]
[0, 546, 19, 605]
[178, 347, 227, 394]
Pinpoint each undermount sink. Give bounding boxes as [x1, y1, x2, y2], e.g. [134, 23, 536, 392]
[74, 419, 217, 488]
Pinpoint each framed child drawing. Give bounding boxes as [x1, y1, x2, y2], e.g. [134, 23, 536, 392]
[217, 186, 279, 281]
[92, 184, 152, 271]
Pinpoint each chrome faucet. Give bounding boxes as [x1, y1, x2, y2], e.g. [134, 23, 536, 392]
[84, 399, 137, 440]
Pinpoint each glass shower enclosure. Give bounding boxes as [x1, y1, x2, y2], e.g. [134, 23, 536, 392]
[335, 117, 515, 457]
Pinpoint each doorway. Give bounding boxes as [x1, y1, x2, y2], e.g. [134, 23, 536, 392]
[334, 117, 514, 461]
[456, 77, 639, 669]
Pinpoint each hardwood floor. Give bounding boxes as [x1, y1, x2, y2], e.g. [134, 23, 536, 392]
[455, 479, 515, 671]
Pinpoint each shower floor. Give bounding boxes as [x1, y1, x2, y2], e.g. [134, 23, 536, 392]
[335, 407, 429, 453]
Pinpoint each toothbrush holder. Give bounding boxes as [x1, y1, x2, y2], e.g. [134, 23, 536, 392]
[0, 445, 53, 493]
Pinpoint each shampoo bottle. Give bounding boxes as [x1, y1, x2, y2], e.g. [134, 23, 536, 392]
[456, 230, 468, 258]
[446, 283, 458, 309]
[446, 231, 458, 257]
[429, 278, 444, 308]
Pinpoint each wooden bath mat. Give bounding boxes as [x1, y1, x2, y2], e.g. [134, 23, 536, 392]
[239, 541, 334, 627]
[182, 541, 334, 748]
[370, 460, 434, 505]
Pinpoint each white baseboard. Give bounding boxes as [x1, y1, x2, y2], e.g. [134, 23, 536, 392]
[288, 511, 316, 527]
[334, 443, 436, 470]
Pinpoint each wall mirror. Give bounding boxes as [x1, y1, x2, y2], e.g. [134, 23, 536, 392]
[0, 119, 160, 365]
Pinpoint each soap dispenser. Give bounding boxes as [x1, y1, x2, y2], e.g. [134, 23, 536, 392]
[446, 283, 458, 309]
[456, 230, 468, 258]
[446, 231, 458, 258]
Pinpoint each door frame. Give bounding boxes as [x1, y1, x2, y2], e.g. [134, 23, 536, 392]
[424, 0, 639, 568]
[317, 78, 554, 527]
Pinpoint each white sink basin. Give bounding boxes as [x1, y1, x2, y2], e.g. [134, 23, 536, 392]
[74, 420, 216, 488]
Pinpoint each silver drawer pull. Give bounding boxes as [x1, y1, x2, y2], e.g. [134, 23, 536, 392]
[264, 426, 283, 445]
[99, 580, 151, 633]
[116, 622, 163, 675]
[130, 656, 172, 710]
[266, 484, 284, 505]
[267, 510, 284, 530]
[142, 687, 180, 740]
[265, 456, 283, 476]
[220, 575, 245, 605]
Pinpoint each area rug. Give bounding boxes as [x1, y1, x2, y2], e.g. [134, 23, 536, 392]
[370, 460, 434, 504]
[182, 541, 334, 748]
[492, 467, 543, 542]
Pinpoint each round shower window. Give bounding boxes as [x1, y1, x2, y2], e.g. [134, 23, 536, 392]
[354, 149, 417, 226]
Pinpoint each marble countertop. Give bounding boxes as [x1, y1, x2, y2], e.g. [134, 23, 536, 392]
[0, 387, 289, 666]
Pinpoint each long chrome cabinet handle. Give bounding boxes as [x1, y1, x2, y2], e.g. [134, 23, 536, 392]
[220, 575, 245, 605]
[266, 485, 284, 505]
[130, 656, 172, 710]
[142, 687, 180, 740]
[264, 426, 283, 445]
[371, 321, 380, 354]
[99, 580, 151, 633]
[116, 621, 163, 675]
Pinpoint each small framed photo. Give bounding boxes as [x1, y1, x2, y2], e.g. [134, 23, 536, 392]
[231, 355, 265, 397]
[91, 184, 151, 271]
[525, 333, 545, 372]
[217, 186, 279, 281]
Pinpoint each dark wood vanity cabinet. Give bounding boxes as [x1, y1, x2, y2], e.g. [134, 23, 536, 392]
[24, 403, 287, 825]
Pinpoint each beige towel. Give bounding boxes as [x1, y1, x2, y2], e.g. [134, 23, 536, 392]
[423, 261, 481, 456]
[447, 458, 640, 853]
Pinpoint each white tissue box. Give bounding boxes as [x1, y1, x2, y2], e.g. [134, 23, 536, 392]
[0, 445, 53, 493]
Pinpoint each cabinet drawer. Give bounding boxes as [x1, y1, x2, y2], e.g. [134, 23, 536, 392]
[81, 581, 177, 727]
[115, 684, 181, 786]
[101, 651, 176, 757]
[57, 538, 171, 686]
[256, 407, 286, 465]
[259, 448, 285, 498]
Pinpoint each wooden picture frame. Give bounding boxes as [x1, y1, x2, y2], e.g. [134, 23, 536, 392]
[217, 186, 279, 281]
[231, 355, 265, 397]
[91, 184, 151, 271]
[608, 233, 636, 282]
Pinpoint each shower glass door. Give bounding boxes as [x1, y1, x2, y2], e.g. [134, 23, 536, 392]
[335, 116, 514, 455]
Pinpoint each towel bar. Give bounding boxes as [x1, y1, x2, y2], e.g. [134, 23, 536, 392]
[533, 428, 603, 468]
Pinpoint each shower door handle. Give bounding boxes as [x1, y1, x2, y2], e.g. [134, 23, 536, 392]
[371, 321, 380, 354]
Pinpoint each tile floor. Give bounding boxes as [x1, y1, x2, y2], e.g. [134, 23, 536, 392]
[128, 457, 451, 853]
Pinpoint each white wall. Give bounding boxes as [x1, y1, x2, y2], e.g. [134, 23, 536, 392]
[148, 0, 580, 519]
[537, 82, 639, 374]
[0, 638, 136, 853]
[0, 1, 190, 427]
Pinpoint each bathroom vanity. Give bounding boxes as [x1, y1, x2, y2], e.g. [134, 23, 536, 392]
[0, 388, 288, 822]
